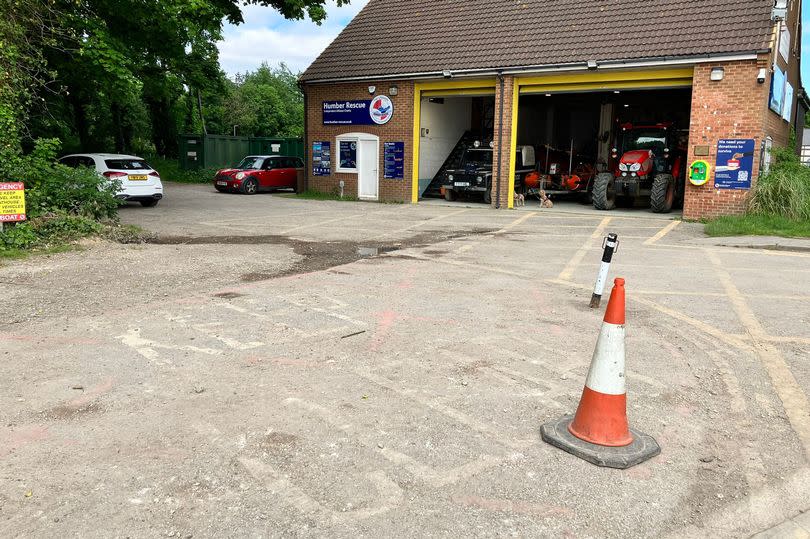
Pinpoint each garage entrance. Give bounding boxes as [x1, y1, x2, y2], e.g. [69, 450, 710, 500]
[507, 68, 694, 211]
[417, 95, 496, 200]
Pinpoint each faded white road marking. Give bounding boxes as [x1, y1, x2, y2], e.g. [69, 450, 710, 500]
[117, 329, 220, 364]
[239, 457, 402, 525]
[284, 397, 504, 487]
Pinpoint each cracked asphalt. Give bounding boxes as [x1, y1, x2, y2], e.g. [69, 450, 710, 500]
[1, 182, 809, 538]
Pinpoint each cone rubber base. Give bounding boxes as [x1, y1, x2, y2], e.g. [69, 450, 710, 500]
[541, 415, 660, 469]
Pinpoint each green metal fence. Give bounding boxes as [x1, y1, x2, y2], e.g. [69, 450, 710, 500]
[178, 135, 305, 170]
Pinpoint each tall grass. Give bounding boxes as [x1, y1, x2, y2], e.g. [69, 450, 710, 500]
[749, 147, 810, 221]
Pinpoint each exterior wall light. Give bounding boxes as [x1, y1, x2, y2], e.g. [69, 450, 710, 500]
[368, 85, 376, 94]
[710, 67, 725, 81]
[389, 86, 398, 96]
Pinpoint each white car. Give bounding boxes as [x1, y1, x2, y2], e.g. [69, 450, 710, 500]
[58, 153, 164, 207]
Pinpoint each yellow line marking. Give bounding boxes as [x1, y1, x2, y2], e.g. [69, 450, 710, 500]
[557, 217, 611, 281]
[729, 334, 810, 346]
[495, 211, 537, 235]
[279, 213, 366, 235]
[707, 249, 810, 459]
[644, 220, 681, 245]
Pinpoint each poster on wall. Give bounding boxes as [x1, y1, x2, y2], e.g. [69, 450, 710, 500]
[769, 68, 787, 115]
[782, 82, 794, 121]
[312, 141, 331, 176]
[715, 139, 755, 190]
[383, 142, 405, 179]
[339, 140, 357, 169]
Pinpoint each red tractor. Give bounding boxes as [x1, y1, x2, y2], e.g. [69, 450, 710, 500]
[592, 123, 687, 213]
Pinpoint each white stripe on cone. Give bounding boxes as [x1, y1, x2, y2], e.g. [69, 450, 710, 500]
[583, 322, 626, 395]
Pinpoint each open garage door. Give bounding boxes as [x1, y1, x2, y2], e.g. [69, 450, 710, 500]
[412, 80, 497, 203]
[508, 69, 693, 212]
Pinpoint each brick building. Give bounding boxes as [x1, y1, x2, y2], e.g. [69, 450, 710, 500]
[300, 0, 805, 218]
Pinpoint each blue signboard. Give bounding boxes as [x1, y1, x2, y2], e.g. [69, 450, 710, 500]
[715, 139, 755, 190]
[323, 100, 373, 125]
[383, 142, 405, 179]
[312, 141, 331, 176]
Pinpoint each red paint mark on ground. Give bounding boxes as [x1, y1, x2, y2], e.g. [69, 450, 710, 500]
[397, 268, 417, 290]
[0, 425, 49, 458]
[451, 494, 574, 517]
[68, 378, 115, 409]
[0, 333, 104, 346]
[370, 310, 399, 352]
[244, 356, 320, 368]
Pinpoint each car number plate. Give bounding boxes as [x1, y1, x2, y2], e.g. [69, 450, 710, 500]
[216, 181, 227, 186]
[129, 175, 148, 181]
[454, 182, 470, 187]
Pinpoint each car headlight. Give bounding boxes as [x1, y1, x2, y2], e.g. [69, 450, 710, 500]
[236, 172, 246, 180]
[618, 163, 628, 172]
[448, 174, 454, 182]
[476, 176, 483, 184]
[630, 163, 642, 172]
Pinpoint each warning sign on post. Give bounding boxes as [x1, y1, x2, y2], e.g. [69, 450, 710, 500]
[0, 182, 27, 222]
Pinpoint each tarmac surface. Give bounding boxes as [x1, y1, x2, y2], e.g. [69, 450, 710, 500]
[1, 182, 809, 538]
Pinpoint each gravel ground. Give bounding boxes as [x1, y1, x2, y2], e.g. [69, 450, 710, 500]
[1, 182, 808, 538]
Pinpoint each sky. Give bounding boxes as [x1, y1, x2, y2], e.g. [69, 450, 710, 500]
[218, 0, 369, 76]
[221, 1, 809, 84]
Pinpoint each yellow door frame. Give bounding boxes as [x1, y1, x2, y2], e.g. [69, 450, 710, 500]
[505, 68, 694, 209]
[411, 79, 497, 203]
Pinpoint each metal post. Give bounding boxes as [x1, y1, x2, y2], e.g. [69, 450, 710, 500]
[590, 233, 619, 308]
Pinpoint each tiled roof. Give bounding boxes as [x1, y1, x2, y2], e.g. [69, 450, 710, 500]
[301, 0, 774, 82]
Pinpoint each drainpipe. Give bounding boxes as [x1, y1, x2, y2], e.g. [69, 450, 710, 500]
[495, 72, 505, 208]
[300, 80, 309, 192]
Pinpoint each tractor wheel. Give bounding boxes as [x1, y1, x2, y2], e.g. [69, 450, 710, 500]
[483, 189, 492, 205]
[592, 173, 616, 211]
[444, 188, 458, 202]
[650, 174, 675, 213]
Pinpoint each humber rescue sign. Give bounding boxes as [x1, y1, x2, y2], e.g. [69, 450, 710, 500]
[323, 96, 393, 126]
[0, 182, 26, 222]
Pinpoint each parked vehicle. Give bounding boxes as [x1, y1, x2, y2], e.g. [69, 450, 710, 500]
[592, 123, 686, 213]
[58, 153, 164, 207]
[441, 142, 536, 204]
[524, 144, 596, 203]
[214, 155, 304, 195]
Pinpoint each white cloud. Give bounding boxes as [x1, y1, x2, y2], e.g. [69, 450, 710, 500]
[218, 0, 370, 76]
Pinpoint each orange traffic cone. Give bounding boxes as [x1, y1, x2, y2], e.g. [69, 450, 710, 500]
[541, 278, 660, 469]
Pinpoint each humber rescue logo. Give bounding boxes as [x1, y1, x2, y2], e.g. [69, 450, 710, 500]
[369, 95, 393, 125]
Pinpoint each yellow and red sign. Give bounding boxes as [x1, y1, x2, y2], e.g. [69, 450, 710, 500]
[0, 182, 26, 222]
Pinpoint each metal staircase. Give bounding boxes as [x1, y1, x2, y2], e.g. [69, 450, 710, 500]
[421, 131, 478, 199]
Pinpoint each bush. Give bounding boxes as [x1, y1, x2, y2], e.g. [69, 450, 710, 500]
[749, 147, 810, 221]
[0, 214, 103, 254]
[0, 138, 121, 254]
[147, 156, 218, 184]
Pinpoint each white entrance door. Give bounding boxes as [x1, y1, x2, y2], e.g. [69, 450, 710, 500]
[358, 139, 379, 200]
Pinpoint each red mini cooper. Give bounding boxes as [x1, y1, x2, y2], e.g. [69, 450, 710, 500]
[214, 155, 303, 194]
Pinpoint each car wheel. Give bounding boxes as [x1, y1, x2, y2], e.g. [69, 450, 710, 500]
[140, 199, 159, 207]
[243, 178, 258, 195]
[444, 189, 458, 202]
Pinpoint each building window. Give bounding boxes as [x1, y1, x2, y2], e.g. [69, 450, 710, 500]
[336, 139, 358, 173]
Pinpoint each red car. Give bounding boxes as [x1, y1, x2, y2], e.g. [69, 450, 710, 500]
[214, 155, 303, 194]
